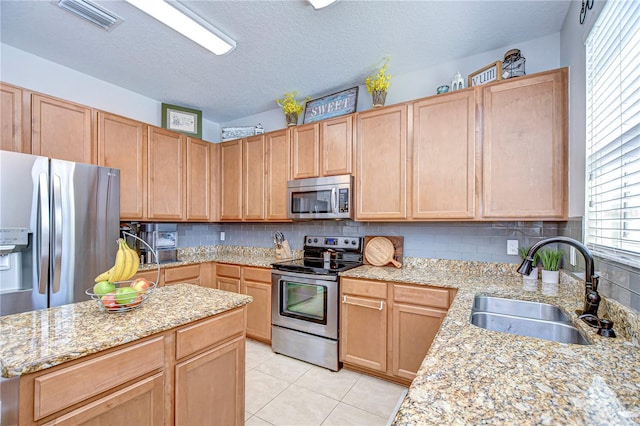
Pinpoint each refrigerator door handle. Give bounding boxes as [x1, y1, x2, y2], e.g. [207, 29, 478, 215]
[38, 172, 50, 295]
[52, 174, 63, 294]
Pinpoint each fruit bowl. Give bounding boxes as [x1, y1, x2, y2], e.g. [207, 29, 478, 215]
[86, 278, 157, 313]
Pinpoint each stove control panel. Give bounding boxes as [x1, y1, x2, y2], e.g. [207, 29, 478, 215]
[305, 236, 361, 250]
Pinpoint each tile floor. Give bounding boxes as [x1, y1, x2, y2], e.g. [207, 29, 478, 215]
[244, 339, 408, 426]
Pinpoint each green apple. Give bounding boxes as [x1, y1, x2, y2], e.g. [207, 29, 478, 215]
[115, 287, 138, 305]
[93, 280, 115, 296]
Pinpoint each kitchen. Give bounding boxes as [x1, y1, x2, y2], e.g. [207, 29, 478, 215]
[1, 0, 639, 425]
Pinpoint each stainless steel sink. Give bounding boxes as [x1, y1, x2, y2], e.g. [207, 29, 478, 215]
[470, 295, 590, 345]
[472, 295, 572, 322]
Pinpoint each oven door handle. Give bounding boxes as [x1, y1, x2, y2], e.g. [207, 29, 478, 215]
[342, 295, 384, 310]
[272, 270, 338, 283]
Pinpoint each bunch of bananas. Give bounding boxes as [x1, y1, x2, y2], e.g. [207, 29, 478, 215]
[94, 238, 140, 283]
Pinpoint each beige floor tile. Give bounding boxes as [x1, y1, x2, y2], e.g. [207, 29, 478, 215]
[245, 369, 289, 414]
[341, 375, 407, 418]
[246, 339, 276, 370]
[255, 384, 339, 426]
[321, 402, 388, 426]
[294, 365, 361, 400]
[255, 353, 313, 383]
[245, 415, 275, 425]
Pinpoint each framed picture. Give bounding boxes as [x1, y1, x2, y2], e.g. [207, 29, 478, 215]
[161, 103, 202, 139]
[468, 61, 503, 87]
[303, 87, 358, 124]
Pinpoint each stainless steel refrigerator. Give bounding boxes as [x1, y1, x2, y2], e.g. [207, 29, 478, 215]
[0, 150, 120, 316]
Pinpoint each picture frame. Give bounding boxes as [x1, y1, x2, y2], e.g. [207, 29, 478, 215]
[303, 87, 358, 124]
[468, 61, 503, 87]
[161, 103, 202, 139]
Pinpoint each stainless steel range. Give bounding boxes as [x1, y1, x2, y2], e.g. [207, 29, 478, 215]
[271, 235, 363, 371]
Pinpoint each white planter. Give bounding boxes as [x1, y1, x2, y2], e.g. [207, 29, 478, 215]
[541, 269, 560, 285]
[523, 267, 538, 281]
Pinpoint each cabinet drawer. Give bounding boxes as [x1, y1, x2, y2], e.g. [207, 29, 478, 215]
[216, 263, 241, 279]
[34, 336, 164, 420]
[165, 264, 200, 283]
[393, 284, 451, 309]
[341, 278, 387, 299]
[176, 307, 245, 360]
[243, 266, 271, 283]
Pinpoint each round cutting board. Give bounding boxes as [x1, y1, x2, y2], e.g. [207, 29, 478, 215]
[365, 237, 402, 268]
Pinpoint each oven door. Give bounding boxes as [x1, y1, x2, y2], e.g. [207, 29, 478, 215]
[271, 271, 339, 340]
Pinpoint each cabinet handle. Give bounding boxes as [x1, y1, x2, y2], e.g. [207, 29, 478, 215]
[342, 295, 384, 310]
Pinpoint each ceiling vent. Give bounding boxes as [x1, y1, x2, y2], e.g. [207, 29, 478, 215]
[56, 0, 123, 31]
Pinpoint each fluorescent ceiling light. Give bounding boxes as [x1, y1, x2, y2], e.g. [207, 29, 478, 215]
[125, 0, 236, 55]
[308, 0, 338, 9]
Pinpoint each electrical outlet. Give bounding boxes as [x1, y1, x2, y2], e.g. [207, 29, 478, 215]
[507, 240, 519, 255]
[220, 231, 225, 241]
[570, 246, 577, 266]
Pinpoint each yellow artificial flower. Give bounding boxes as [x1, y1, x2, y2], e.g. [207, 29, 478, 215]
[275, 91, 310, 115]
[365, 58, 392, 94]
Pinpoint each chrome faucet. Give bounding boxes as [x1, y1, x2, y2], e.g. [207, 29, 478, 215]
[517, 236, 601, 321]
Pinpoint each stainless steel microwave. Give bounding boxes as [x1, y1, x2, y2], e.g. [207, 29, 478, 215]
[287, 175, 353, 220]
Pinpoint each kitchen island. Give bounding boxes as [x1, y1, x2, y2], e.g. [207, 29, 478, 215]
[0, 284, 252, 425]
[341, 260, 640, 425]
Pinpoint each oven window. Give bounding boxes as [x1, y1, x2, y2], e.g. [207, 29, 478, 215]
[281, 281, 327, 324]
[291, 190, 331, 214]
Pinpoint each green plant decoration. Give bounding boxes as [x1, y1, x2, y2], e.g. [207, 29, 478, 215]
[275, 91, 310, 115]
[539, 249, 564, 271]
[365, 57, 392, 94]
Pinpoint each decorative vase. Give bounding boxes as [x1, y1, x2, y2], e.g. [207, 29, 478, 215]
[541, 269, 560, 285]
[372, 90, 387, 108]
[285, 112, 298, 127]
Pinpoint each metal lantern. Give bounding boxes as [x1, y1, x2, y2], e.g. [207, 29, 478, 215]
[502, 49, 526, 79]
[451, 71, 465, 91]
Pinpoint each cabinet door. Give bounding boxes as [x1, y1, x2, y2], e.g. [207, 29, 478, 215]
[243, 279, 272, 343]
[147, 126, 185, 220]
[97, 112, 147, 219]
[220, 140, 243, 221]
[291, 123, 320, 179]
[413, 91, 476, 219]
[43, 373, 164, 426]
[355, 105, 408, 220]
[186, 137, 211, 221]
[266, 129, 291, 221]
[391, 303, 447, 381]
[218, 277, 241, 293]
[340, 294, 387, 372]
[321, 115, 353, 176]
[164, 264, 200, 286]
[32, 94, 94, 163]
[482, 68, 568, 219]
[175, 336, 245, 426]
[244, 135, 266, 220]
[0, 83, 28, 153]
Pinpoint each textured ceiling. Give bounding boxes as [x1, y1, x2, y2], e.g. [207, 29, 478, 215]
[0, 0, 571, 123]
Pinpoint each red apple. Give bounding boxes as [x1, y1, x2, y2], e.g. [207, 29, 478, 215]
[131, 277, 151, 292]
[101, 292, 120, 311]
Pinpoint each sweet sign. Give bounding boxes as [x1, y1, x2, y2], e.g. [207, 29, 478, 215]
[303, 87, 358, 124]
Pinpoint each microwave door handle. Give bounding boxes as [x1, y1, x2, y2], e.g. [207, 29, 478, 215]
[331, 188, 338, 215]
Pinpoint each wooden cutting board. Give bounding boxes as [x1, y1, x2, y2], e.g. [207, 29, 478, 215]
[364, 236, 403, 268]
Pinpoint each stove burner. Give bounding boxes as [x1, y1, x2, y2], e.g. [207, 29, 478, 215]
[271, 257, 362, 275]
[271, 235, 364, 275]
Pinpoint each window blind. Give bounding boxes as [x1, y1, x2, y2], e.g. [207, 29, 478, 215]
[585, 0, 640, 268]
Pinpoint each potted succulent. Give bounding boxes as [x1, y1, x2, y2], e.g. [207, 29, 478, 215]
[539, 248, 564, 284]
[365, 57, 391, 107]
[275, 91, 309, 127]
[519, 246, 540, 281]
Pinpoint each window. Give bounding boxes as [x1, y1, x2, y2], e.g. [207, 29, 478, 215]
[585, 0, 640, 267]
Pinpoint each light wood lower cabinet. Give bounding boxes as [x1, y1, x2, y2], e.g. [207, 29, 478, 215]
[164, 264, 201, 286]
[340, 278, 455, 385]
[16, 307, 247, 425]
[216, 264, 242, 293]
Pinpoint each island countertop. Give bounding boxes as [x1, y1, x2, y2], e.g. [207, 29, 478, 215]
[341, 261, 640, 425]
[0, 284, 252, 378]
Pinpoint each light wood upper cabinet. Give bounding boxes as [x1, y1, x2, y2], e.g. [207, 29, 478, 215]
[220, 139, 243, 221]
[1, 82, 29, 153]
[355, 105, 408, 220]
[291, 122, 320, 179]
[186, 137, 212, 221]
[482, 68, 568, 219]
[31, 94, 94, 164]
[321, 115, 353, 176]
[97, 112, 147, 220]
[147, 126, 185, 220]
[266, 129, 291, 221]
[244, 135, 266, 220]
[412, 90, 477, 219]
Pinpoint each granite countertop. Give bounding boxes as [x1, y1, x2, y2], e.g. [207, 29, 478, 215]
[341, 261, 640, 425]
[0, 284, 252, 378]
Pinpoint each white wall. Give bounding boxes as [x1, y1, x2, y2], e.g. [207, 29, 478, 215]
[0, 43, 220, 142]
[222, 33, 561, 131]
